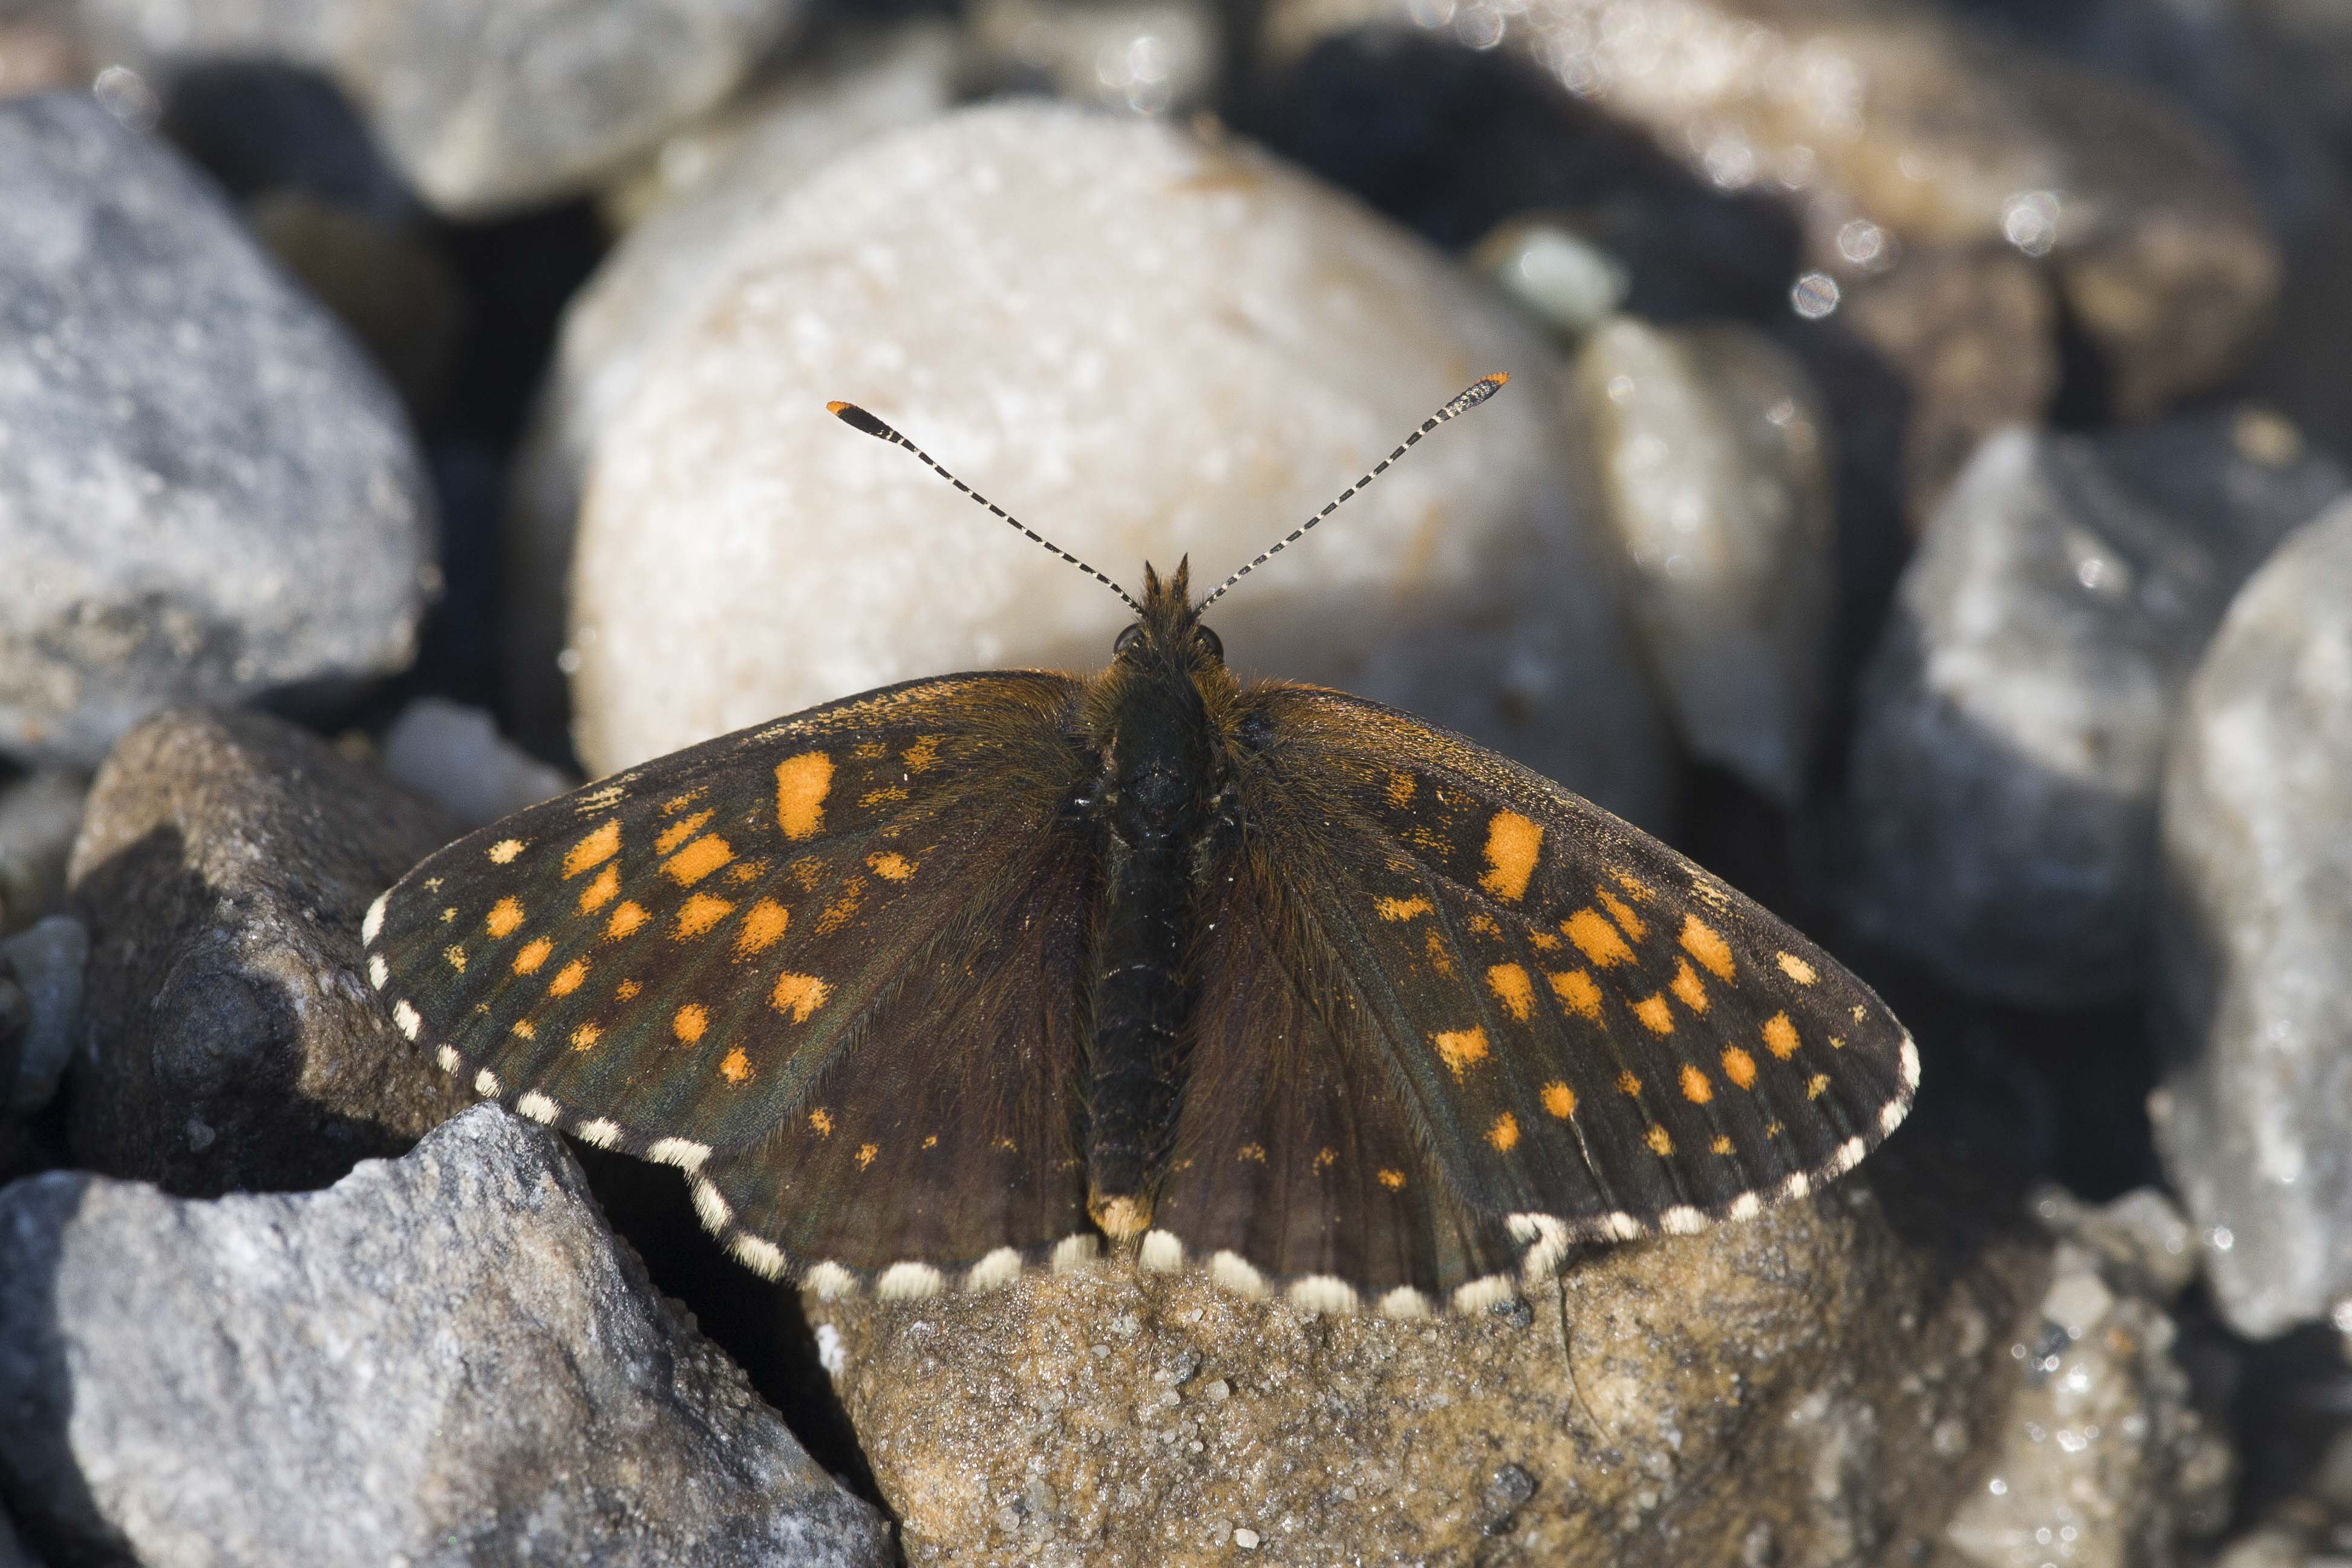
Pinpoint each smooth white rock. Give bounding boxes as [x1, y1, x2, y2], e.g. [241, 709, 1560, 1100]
[572, 103, 1669, 823]
[379, 697, 574, 831]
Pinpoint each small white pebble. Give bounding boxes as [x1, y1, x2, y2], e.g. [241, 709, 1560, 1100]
[1235, 1527, 1261, 1550]
[1204, 1379, 1230, 1402]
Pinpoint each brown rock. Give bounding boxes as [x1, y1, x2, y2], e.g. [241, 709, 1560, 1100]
[814, 1165, 2056, 1564]
[66, 708, 466, 1195]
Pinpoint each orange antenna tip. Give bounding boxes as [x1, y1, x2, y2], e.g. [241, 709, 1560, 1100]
[825, 399, 850, 414]
[1488, 371, 1511, 385]
[827, 400, 895, 440]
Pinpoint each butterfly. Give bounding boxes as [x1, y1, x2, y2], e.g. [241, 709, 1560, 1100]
[364, 374, 1918, 1318]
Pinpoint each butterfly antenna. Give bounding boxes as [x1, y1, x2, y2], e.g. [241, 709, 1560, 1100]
[826, 400, 1143, 614]
[1197, 372, 1511, 610]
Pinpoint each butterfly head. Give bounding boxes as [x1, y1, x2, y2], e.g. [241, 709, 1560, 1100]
[1111, 558, 1224, 673]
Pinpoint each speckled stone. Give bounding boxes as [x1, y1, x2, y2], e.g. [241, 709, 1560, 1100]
[0, 93, 432, 769]
[814, 1166, 2050, 1564]
[1261, 0, 2279, 418]
[65, 708, 465, 1196]
[2151, 498, 2352, 1339]
[573, 102, 1671, 827]
[0, 1105, 893, 1567]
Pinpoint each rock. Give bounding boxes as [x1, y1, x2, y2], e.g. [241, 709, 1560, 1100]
[1843, 412, 2347, 1007]
[1472, 215, 1632, 340]
[1941, 1232, 2231, 1568]
[0, 13, 85, 100]
[1573, 316, 1835, 805]
[2, 916, 84, 1117]
[0, 1505, 36, 1568]
[65, 708, 466, 1197]
[969, 0, 1221, 116]
[573, 102, 1673, 826]
[0, 1104, 893, 1566]
[511, 22, 965, 745]
[380, 696, 575, 831]
[77, 0, 812, 216]
[0, 769, 85, 935]
[2029, 1184, 2200, 1304]
[2150, 498, 2352, 1339]
[0, 93, 433, 771]
[810, 1156, 2224, 1564]
[1258, 0, 2281, 418]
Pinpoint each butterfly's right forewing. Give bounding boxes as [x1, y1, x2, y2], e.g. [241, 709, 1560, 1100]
[365, 671, 1102, 1288]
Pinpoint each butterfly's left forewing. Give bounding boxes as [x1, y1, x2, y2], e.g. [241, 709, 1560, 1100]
[1151, 685, 1918, 1311]
[365, 671, 1102, 1290]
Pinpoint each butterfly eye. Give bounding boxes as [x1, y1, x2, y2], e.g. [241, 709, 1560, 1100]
[1114, 625, 1144, 656]
[1195, 626, 1224, 661]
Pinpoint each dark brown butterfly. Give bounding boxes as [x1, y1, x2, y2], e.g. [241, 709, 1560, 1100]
[365, 375, 1917, 1317]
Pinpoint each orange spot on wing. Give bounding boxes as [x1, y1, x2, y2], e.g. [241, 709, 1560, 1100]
[578, 863, 620, 914]
[1670, 958, 1710, 1014]
[488, 838, 523, 864]
[570, 1023, 600, 1051]
[1711, 1135, 1734, 1155]
[1377, 1168, 1407, 1190]
[1645, 1125, 1674, 1155]
[734, 898, 789, 956]
[1763, 1012, 1800, 1059]
[549, 959, 587, 997]
[1632, 993, 1674, 1034]
[1616, 1071, 1642, 1096]
[1313, 1147, 1338, 1172]
[1488, 1112, 1521, 1152]
[857, 1140, 878, 1168]
[1679, 1064, 1714, 1103]
[721, 1047, 754, 1085]
[1432, 1026, 1490, 1077]
[664, 834, 734, 886]
[1478, 811, 1543, 902]
[615, 979, 640, 1000]
[1681, 915, 1735, 981]
[486, 897, 524, 938]
[1543, 1081, 1577, 1119]
[655, 811, 713, 855]
[443, 945, 465, 972]
[1466, 913, 1501, 937]
[809, 1108, 833, 1136]
[1238, 1144, 1267, 1163]
[1777, 951, 1818, 985]
[1423, 928, 1454, 976]
[1614, 871, 1655, 901]
[815, 878, 866, 936]
[1529, 930, 1560, 952]
[1564, 909, 1633, 967]
[1486, 962, 1535, 1021]
[513, 938, 552, 975]
[772, 971, 831, 1022]
[775, 753, 834, 840]
[673, 1004, 708, 1044]
[866, 851, 915, 882]
[605, 901, 648, 939]
[511, 1020, 535, 1039]
[1808, 1073, 1831, 1099]
[1550, 969, 1603, 1021]
[903, 736, 940, 772]
[564, 820, 620, 878]
[675, 892, 734, 938]
[1376, 895, 1431, 922]
[1385, 771, 1416, 808]
[1598, 889, 1647, 941]
[1721, 1047, 1757, 1088]
[859, 786, 908, 808]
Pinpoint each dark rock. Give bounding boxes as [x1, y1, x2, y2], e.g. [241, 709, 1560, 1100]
[1, 916, 83, 1117]
[1844, 411, 2347, 1007]
[0, 1104, 893, 1566]
[65, 708, 466, 1195]
[0, 93, 433, 770]
[2151, 498, 2352, 1339]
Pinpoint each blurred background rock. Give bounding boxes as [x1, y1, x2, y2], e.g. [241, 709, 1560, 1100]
[5, 0, 2352, 1561]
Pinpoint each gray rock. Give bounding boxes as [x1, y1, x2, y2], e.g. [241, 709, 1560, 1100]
[380, 696, 575, 831]
[0, 768, 85, 934]
[0, 1104, 893, 1567]
[1472, 217, 1632, 341]
[0, 1505, 37, 1568]
[2030, 1184, 2200, 1304]
[78, 0, 811, 216]
[1259, 0, 2280, 418]
[2151, 498, 2352, 1339]
[969, 0, 1220, 116]
[0, 93, 432, 770]
[2, 915, 83, 1115]
[1574, 316, 1835, 804]
[65, 708, 466, 1196]
[1844, 413, 2347, 1007]
[509, 22, 964, 745]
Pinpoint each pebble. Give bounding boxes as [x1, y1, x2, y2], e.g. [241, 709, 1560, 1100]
[0, 769, 85, 935]
[573, 102, 1671, 825]
[77, 0, 812, 215]
[65, 708, 464, 1196]
[0, 93, 433, 769]
[0, 1105, 893, 1566]
[2150, 497, 2352, 1339]
[379, 697, 574, 831]
[1259, 0, 2281, 419]
[1, 916, 85, 1116]
[509, 22, 965, 742]
[1573, 316, 1835, 805]
[1844, 413, 2347, 1007]
[1473, 217, 1632, 340]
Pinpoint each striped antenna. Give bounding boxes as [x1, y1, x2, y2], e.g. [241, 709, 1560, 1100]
[826, 400, 1142, 614]
[1197, 373, 1510, 610]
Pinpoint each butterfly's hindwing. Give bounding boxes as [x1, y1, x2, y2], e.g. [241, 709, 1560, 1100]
[1150, 685, 1918, 1304]
[366, 672, 1100, 1287]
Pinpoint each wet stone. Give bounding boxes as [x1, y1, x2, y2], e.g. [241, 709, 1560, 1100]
[0, 93, 432, 769]
[0, 1105, 893, 1566]
[1844, 412, 2347, 1007]
[573, 101, 1673, 826]
[2151, 498, 2352, 1339]
[1574, 316, 1837, 805]
[65, 708, 466, 1196]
